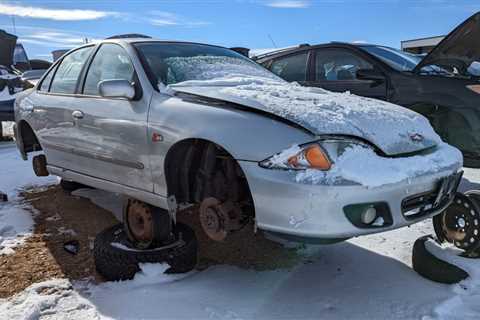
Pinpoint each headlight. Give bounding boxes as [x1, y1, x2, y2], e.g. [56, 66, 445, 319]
[259, 138, 368, 170]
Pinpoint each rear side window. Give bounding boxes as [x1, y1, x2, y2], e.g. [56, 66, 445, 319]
[50, 46, 93, 94]
[83, 44, 134, 96]
[270, 52, 308, 82]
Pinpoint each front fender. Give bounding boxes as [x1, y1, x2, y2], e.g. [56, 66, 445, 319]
[148, 93, 314, 196]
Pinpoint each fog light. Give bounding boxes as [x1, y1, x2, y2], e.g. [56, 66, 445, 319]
[344, 202, 392, 229]
[361, 207, 377, 224]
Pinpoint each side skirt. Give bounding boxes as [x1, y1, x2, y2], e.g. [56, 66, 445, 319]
[46, 165, 169, 210]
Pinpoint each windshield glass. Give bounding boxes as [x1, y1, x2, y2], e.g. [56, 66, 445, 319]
[360, 45, 421, 72]
[134, 42, 282, 87]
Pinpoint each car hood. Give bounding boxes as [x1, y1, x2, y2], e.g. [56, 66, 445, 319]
[170, 79, 441, 156]
[414, 12, 480, 75]
[0, 30, 17, 68]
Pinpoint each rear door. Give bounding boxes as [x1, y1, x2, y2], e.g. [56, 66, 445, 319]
[33, 46, 94, 170]
[70, 43, 152, 191]
[310, 48, 387, 100]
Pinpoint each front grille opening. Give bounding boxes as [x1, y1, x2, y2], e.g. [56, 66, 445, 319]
[402, 190, 438, 220]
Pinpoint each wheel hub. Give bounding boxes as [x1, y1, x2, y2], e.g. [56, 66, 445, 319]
[434, 192, 480, 253]
[126, 200, 154, 247]
[199, 198, 229, 242]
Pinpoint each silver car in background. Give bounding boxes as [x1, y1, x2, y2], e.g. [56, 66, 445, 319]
[14, 36, 463, 245]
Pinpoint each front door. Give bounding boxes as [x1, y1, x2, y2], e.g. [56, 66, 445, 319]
[310, 48, 387, 100]
[68, 43, 153, 191]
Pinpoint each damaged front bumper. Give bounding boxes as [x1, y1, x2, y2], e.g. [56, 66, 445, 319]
[239, 160, 462, 243]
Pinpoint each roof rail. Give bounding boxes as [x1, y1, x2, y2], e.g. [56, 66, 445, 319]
[106, 34, 152, 40]
[252, 43, 310, 60]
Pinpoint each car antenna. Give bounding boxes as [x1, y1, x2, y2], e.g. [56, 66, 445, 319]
[268, 34, 278, 48]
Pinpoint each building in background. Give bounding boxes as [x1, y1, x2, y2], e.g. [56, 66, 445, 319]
[401, 35, 445, 54]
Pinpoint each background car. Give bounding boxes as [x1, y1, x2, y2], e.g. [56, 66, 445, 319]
[254, 12, 480, 168]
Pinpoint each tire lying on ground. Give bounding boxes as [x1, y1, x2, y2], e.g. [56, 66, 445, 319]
[94, 223, 197, 281]
[412, 235, 469, 284]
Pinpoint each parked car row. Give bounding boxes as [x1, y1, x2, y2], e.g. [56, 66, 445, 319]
[10, 11, 480, 279]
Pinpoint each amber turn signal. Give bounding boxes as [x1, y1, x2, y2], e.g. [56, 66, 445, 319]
[288, 145, 331, 170]
[305, 145, 331, 170]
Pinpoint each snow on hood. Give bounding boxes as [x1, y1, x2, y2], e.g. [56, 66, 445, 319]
[170, 77, 441, 156]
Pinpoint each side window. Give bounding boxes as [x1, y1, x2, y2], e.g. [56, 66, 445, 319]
[39, 65, 56, 92]
[50, 46, 93, 94]
[270, 52, 308, 82]
[83, 44, 135, 96]
[315, 49, 373, 81]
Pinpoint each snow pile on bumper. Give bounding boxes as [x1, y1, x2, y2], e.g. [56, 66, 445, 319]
[295, 142, 462, 187]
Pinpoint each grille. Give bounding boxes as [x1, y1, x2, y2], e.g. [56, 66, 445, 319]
[402, 190, 439, 220]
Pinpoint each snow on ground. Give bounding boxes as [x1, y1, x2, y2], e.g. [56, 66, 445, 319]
[0, 143, 480, 319]
[0, 143, 56, 254]
[1, 122, 14, 136]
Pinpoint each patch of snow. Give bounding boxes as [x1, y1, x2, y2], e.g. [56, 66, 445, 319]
[423, 239, 480, 319]
[0, 279, 98, 320]
[1, 122, 14, 137]
[0, 145, 57, 254]
[371, 216, 385, 227]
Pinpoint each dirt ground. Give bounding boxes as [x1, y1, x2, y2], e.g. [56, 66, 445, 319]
[0, 185, 299, 298]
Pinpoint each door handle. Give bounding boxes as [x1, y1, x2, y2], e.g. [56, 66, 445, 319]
[72, 110, 84, 120]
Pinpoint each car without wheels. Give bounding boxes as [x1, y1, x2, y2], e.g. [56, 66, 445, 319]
[14, 36, 463, 275]
[254, 12, 480, 168]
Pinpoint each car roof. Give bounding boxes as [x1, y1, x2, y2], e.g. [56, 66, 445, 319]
[253, 42, 382, 61]
[99, 37, 231, 50]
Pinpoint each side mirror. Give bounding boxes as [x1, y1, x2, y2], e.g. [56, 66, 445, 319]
[98, 79, 135, 99]
[356, 69, 386, 82]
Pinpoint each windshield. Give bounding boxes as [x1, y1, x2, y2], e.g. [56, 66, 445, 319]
[134, 42, 281, 87]
[360, 45, 421, 72]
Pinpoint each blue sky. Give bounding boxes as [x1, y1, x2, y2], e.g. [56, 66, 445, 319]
[0, 0, 479, 60]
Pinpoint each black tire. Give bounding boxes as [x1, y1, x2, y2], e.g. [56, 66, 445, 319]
[60, 179, 89, 192]
[94, 223, 197, 281]
[412, 235, 469, 284]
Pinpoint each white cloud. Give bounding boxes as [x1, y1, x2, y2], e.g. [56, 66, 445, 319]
[148, 11, 211, 27]
[266, 0, 310, 8]
[0, 3, 117, 21]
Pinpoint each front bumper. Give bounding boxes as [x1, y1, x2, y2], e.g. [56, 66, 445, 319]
[239, 161, 461, 241]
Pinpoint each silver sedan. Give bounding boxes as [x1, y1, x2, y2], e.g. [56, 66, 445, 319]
[14, 36, 463, 244]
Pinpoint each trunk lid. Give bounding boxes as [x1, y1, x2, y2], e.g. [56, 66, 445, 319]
[170, 81, 441, 156]
[414, 12, 480, 76]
